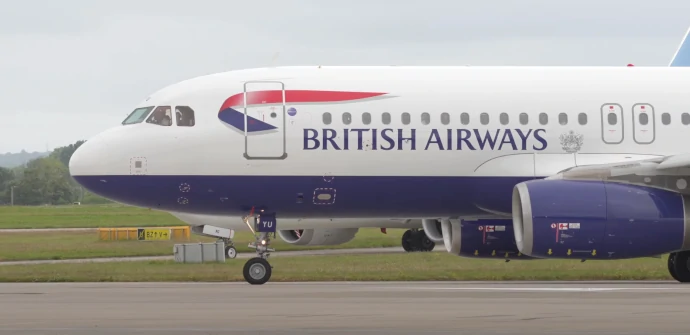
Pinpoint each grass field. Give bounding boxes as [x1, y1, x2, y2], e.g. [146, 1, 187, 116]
[0, 229, 405, 262]
[0, 204, 179, 229]
[0, 253, 673, 282]
[0, 204, 408, 261]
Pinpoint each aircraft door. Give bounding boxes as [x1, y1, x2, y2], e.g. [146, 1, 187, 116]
[600, 103, 624, 144]
[631, 103, 655, 144]
[243, 81, 287, 160]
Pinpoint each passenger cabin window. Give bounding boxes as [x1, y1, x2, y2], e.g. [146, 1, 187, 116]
[639, 113, 649, 125]
[499, 113, 509, 125]
[519, 113, 528, 125]
[421, 112, 431, 125]
[441, 112, 450, 125]
[343, 112, 352, 125]
[382, 112, 391, 125]
[662, 113, 671, 125]
[608, 112, 618, 125]
[323, 112, 332, 125]
[362, 112, 371, 125]
[539, 113, 548, 125]
[578, 113, 587, 125]
[146, 106, 172, 126]
[402, 113, 410, 125]
[558, 113, 568, 125]
[460, 113, 470, 125]
[175, 106, 196, 127]
[122, 106, 154, 125]
[683, 113, 690, 125]
[480, 113, 489, 125]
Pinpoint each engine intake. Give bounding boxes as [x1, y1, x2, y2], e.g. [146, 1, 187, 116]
[512, 179, 690, 259]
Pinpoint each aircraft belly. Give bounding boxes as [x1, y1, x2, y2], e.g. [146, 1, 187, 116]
[72, 174, 532, 218]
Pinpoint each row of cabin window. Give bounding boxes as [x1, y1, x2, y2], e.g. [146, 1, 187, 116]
[322, 111, 683, 126]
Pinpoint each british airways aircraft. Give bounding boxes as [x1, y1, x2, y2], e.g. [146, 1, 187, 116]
[69, 29, 690, 285]
[157, 27, 690, 262]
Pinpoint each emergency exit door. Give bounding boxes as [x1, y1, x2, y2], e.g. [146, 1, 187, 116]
[601, 103, 624, 144]
[631, 103, 655, 144]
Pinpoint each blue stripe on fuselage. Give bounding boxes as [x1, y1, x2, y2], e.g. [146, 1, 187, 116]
[218, 108, 277, 133]
[71, 175, 537, 218]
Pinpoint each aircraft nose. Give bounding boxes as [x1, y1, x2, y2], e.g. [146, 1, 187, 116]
[69, 134, 109, 180]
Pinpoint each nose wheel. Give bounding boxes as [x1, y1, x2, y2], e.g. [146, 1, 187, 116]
[243, 257, 272, 285]
[242, 211, 277, 285]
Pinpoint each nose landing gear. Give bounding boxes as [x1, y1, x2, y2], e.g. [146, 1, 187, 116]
[242, 211, 277, 285]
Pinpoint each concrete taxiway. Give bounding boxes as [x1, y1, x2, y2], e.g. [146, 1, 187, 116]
[0, 281, 688, 335]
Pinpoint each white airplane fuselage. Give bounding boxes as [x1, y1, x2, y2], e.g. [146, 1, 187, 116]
[69, 66, 682, 219]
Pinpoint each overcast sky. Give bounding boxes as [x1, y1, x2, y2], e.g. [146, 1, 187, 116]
[1, 0, 689, 153]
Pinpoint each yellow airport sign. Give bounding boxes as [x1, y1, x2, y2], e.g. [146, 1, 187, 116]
[98, 226, 190, 241]
[137, 228, 171, 241]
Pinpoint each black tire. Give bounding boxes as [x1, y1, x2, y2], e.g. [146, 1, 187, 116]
[672, 251, 690, 283]
[243, 257, 272, 285]
[668, 253, 680, 282]
[420, 234, 435, 252]
[410, 229, 426, 252]
[401, 230, 413, 252]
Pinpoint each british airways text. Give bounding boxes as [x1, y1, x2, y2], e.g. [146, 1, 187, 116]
[303, 128, 547, 151]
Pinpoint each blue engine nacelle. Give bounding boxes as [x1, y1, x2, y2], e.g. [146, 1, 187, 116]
[512, 179, 690, 259]
[441, 218, 533, 259]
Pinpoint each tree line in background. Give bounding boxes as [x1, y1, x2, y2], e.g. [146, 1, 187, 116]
[0, 141, 112, 206]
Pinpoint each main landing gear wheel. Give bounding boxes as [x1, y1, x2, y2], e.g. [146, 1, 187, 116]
[401, 229, 435, 252]
[420, 235, 435, 252]
[401, 230, 413, 252]
[668, 253, 680, 281]
[243, 257, 272, 285]
[225, 246, 237, 259]
[669, 251, 690, 283]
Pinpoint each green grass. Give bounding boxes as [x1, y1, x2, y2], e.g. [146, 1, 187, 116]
[0, 204, 178, 229]
[0, 253, 673, 282]
[0, 229, 404, 261]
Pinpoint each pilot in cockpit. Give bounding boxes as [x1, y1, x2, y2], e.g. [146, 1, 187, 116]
[147, 107, 172, 126]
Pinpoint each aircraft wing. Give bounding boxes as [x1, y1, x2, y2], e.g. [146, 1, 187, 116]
[546, 154, 690, 195]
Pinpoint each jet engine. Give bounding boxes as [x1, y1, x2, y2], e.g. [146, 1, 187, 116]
[438, 218, 533, 259]
[512, 179, 690, 259]
[421, 219, 443, 243]
[277, 228, 359, 246]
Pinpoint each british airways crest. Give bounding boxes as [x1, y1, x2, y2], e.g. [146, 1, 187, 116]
[559, 130, 583, 153]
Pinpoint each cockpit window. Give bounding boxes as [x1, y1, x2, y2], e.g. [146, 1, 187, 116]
[146, 106, 172, 126]
[175, 106, 196, 127]
[122, 106, 154, 125]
